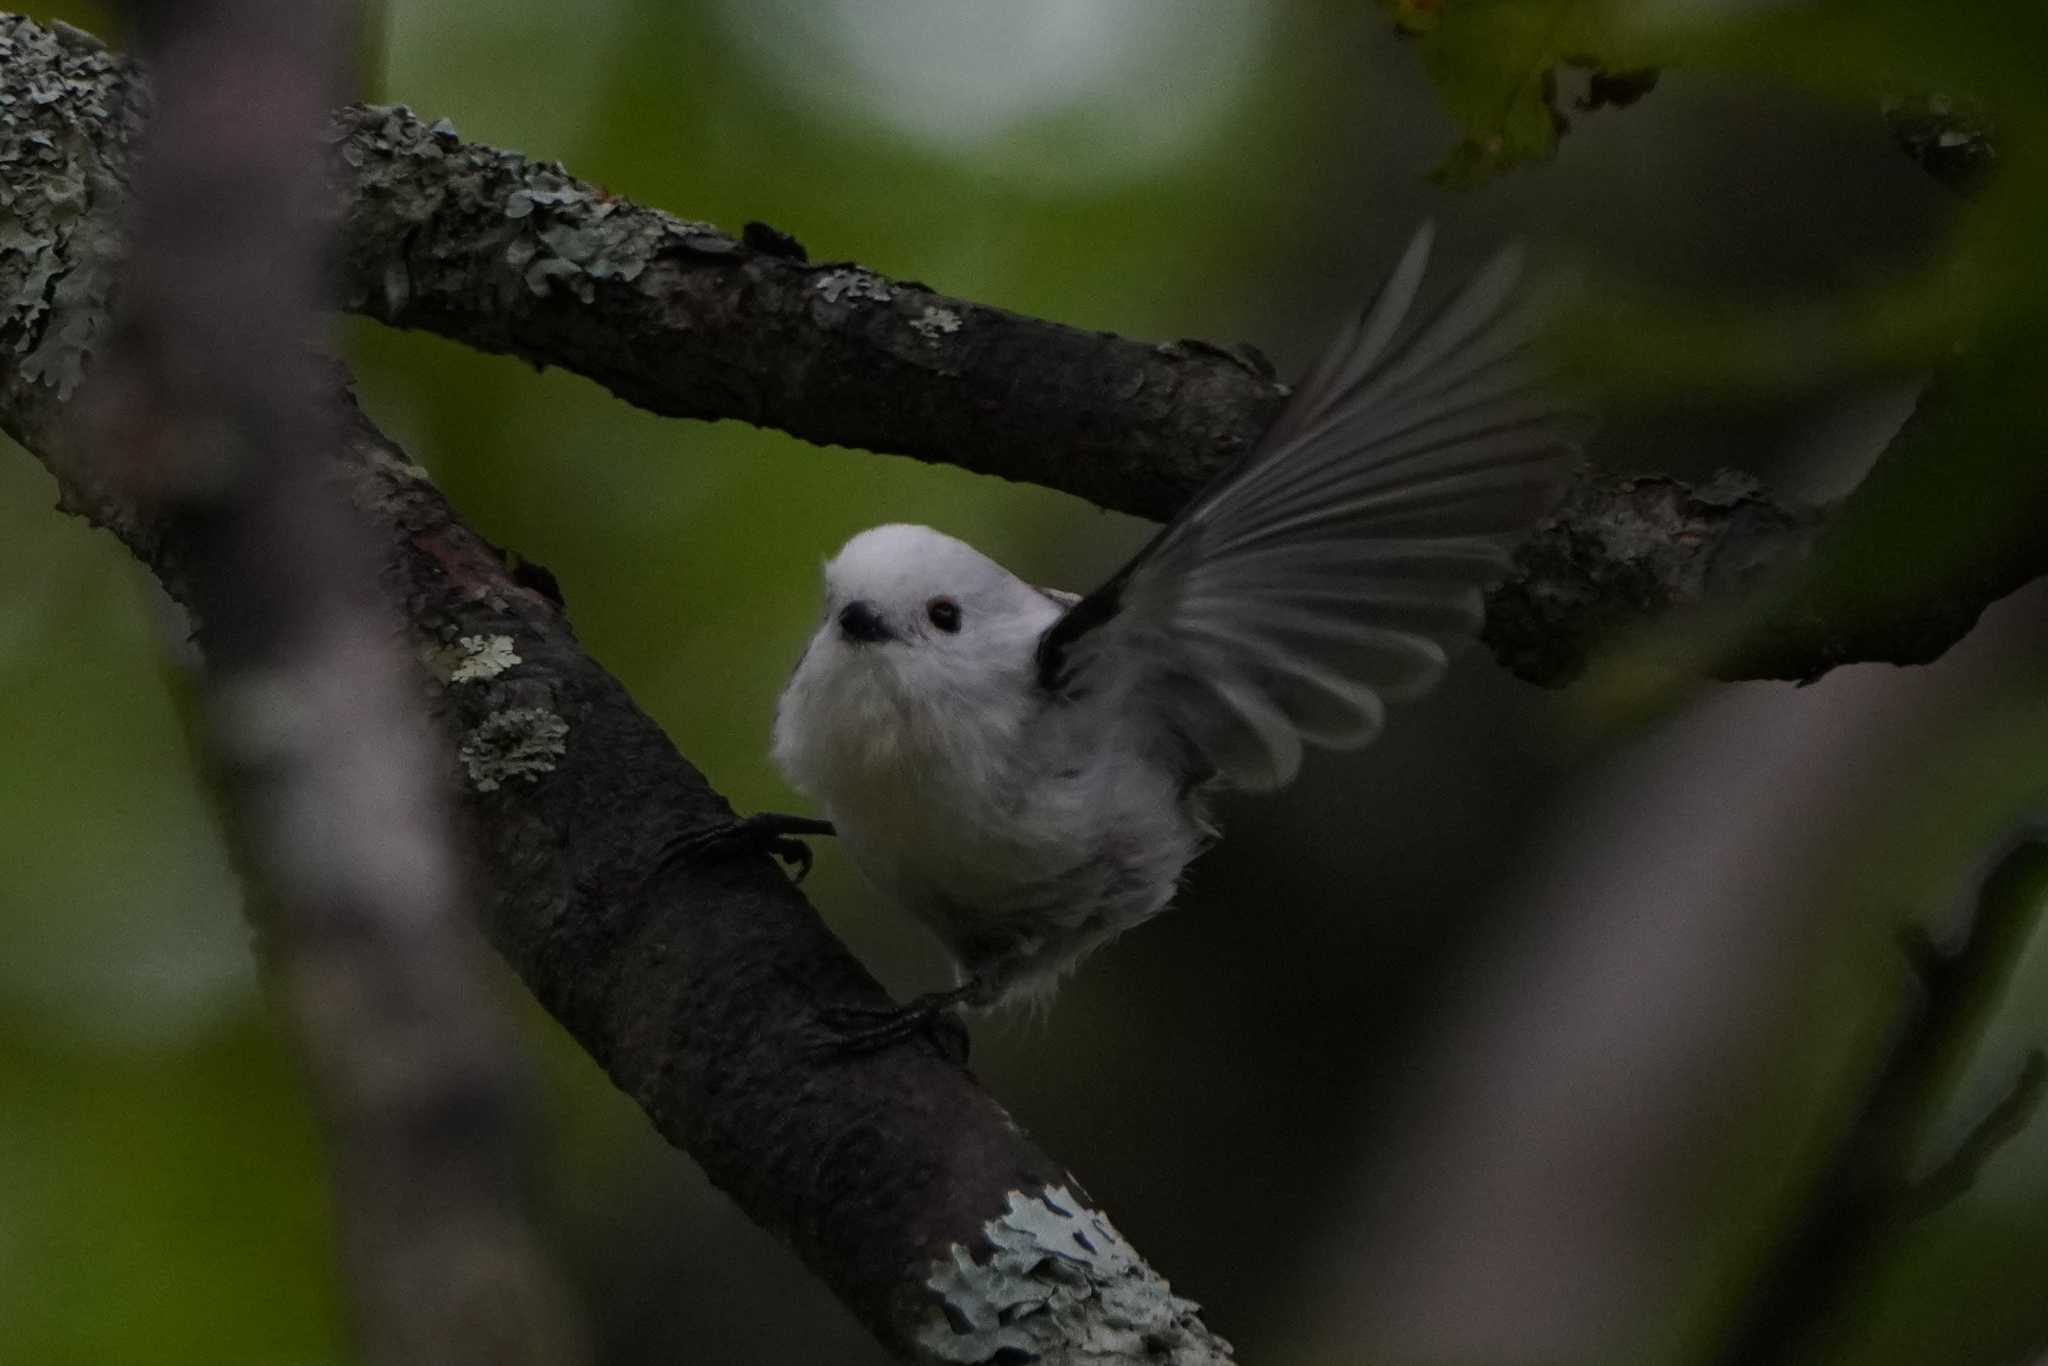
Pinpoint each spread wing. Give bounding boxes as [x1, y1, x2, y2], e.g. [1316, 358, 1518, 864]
[1034, 223, 1585, 791]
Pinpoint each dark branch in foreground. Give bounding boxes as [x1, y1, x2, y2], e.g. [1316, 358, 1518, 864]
[316, 103, 2038, 686]
[1709, 837, 2048, 1366]
[0, 16, 1229, 1363]
[74, 4, 581, 1362]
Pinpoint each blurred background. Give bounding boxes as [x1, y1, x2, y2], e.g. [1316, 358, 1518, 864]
[3, 2, 2045, 1364]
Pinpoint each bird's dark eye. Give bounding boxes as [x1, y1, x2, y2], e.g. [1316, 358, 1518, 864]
[926, 597, 962, 633]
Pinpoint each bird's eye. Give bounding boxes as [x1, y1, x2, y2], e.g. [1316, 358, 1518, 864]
[926, 597, 962, 633]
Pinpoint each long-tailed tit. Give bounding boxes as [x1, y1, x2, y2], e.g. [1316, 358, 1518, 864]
[761, 224, 1583, 1040]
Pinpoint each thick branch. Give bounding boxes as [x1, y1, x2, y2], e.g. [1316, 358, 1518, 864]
[328, 105, 1278, 532]
[0, 15, 1229, 1363]
[315, 104, 2034, 686]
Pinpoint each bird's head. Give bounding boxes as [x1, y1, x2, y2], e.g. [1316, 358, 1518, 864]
[773, 524, 1064, 790]
[815, 524, 1053, 668]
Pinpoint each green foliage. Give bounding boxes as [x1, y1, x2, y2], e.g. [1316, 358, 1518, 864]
[1378, 0, 1656, 185]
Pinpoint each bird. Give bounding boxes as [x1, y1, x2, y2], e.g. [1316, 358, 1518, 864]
[738, 224, 1583, 1047]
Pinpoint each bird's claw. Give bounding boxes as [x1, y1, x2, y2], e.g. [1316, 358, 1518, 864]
[760, 833, 815, 882]
[653, 812, 836, 885]
[810, 987, 976, 1065]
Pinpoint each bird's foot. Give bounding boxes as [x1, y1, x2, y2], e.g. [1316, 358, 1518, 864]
[810, 983, 980, 1066]
[652, 812, 836, 884]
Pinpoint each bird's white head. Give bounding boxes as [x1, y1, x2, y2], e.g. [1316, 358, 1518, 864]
[811, 523, 1056, 674]
[773, 523, 1065, 796]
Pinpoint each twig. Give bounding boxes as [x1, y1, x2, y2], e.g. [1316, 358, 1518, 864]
[1707, 837, 2048, 1366]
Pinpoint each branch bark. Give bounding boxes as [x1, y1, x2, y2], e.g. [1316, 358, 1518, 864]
[0, 15, 1231, 1364]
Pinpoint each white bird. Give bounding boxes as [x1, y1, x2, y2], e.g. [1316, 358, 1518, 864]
[763, 224, 1583, 1039]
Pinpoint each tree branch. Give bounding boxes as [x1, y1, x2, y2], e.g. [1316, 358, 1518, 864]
[0, 15, 1231, 1363]
[316, 103, 2038, 686]
[1709, 836, 2048, 1366]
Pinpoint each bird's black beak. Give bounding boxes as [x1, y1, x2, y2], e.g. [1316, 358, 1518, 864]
[837, 600, 894, 645]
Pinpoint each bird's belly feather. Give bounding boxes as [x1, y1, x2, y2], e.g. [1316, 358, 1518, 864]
[815, 735, 1201, 1006]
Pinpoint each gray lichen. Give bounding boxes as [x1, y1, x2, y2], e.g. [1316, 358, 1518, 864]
[328, 102, 736, 323]
[459, 705, 567, 792]
[0, 16, 131, 400]
[910, 304, 963, 340]
[813, 266, 896, 306]
[440, 633, 521, 683]
[917, 1185, 1233, 1365]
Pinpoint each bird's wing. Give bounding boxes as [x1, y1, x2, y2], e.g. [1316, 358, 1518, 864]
[1034, 223, 1585, 791]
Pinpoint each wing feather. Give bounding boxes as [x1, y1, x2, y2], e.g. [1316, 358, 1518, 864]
[1037, 225, 1587, 788]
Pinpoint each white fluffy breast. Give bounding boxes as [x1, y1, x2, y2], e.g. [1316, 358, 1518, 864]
[771, 525, 1061, 892]
[768, 523, 1202, 1003]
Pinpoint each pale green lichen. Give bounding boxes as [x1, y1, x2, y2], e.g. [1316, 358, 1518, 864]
[459, 706, 567, 792]
[917, 1185, 1233, 1364]
[330, 100, 736, 326]
[910, 304, 962, 340]
[501, 178, 715, 300]
[446, 633, 521, 683]
[812, 267, 896, 306]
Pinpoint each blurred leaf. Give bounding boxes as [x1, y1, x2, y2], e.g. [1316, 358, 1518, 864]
[1714, 138, 2048, 680]
[1378, 0, 1656, 185]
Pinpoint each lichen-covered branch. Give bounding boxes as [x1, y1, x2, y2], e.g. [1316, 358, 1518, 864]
[339, 400, 1233, 1366]
[318, 102, 2036, 686]
[326, 101, 1281, 534]
[37, 5, 581, 1362]
[0, 14, 1231, 1363]
[9, 24, 2027, 708]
